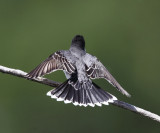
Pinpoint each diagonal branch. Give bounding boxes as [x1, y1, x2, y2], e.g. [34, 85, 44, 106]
[0, 65, 60, 87]
[0, 65, 160, 123]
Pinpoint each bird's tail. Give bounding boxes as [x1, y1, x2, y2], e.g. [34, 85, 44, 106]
[47, 79, 117, 107]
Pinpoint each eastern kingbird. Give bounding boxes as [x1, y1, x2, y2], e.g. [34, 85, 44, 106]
[27, 35, 130, 107]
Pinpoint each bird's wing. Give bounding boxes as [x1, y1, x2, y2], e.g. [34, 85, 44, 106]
[83, 53, 130, 97]
[27, 51, 76, 78]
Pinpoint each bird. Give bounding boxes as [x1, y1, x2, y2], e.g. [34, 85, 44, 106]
[27, 35, 130, 107]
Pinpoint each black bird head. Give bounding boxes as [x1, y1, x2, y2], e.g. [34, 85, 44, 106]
[71, 35, 85, 50]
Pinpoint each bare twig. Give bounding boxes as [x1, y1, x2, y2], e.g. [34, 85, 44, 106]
[0, 65, 160, 123]
[0, 65, 60, 87]
[110, 100, 160, 122]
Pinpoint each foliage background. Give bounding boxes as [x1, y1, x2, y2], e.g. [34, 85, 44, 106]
[0, 1, 160, 133]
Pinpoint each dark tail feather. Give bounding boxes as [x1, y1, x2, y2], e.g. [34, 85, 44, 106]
[47, 79, 117, 107]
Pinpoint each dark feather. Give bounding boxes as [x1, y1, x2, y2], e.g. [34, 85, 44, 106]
[27, 51, 76, 78]
[85, 57, 131, 97]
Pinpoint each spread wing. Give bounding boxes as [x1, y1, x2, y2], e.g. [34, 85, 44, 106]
[27, 51, 76, 78]
[84, 54, 131, 97]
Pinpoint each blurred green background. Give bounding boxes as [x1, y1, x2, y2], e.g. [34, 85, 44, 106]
[0, 0, 160, 133]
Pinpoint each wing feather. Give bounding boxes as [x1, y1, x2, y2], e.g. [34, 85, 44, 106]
[83, 53, 131, 97]
[27, 51, 76, 78]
